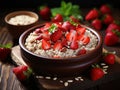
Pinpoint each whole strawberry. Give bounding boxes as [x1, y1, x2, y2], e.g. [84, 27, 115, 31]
[106, 22, 120, 33]
[103, 53, 115, 65]
[85, 8, 99, 21]
[102, 14, 114, 25]
[39, 6, 51, 20]
[0, 43, 12, 61]
[91, 19, 102, 30]
[104, 30, 120, 46]
[100, 4, 111, 14]
[13, 65, 32, 81]
[90, 65, 104, 81]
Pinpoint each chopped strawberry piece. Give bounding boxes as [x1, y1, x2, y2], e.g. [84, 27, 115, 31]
[76, 27, 86, 35]
[53, 42, 62, 50]
[66, 30, 77, 42]
[36, 34, 42, 40]
[77, 49, 86, 55]
[82, 36, 90, 45]
[51, 28, 63, 42]
[70, 41, 79, 50]
[62, 21, 72, 31]
[61, 37, 67, 46]
[34, 28, 42, 34]
[42, 31, 50, 40]
[77, 34, 85, 41]
[42, 39, 51, 50]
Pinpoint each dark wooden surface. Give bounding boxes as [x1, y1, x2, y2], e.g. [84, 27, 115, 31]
[0, 7, 120, 90]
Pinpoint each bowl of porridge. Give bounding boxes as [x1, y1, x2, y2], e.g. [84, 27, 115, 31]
[5, 11, 39, 40]
[19, 21, 102, 77]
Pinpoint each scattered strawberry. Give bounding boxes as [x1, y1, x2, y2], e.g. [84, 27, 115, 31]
[102, 14, 114, 25]
[39, 6, 51, 20]
[100, 4, 111, 14]
[0, 43, 12, 61]
[42, 39, 51, 50]
[106, 22, 120, 33]
[13, 65, 32, 81]
[104, 30, 120, 46]
[91, 19, 102, 30]
[85, 8, 99, 21]
[52, 14, 63, 22]
[103, 53, 115, 64]
[90, 65, 104, 81]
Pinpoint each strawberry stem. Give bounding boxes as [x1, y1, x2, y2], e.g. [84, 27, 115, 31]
[0, 43, 12, 48]
[112, 30, 120, 37]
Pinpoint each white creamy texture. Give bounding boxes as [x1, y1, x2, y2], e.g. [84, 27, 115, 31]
[8, 15, 36, 25]
[25, 29, 98, 58]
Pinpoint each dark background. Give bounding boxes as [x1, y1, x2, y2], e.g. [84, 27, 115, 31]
[0, 0, 120, 9]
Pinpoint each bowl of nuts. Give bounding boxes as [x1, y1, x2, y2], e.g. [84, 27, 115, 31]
[19, 21, 102, 77]
[5, 11, 39, 40]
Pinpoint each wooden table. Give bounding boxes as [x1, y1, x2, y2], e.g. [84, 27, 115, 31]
[0, 8, 120, 90]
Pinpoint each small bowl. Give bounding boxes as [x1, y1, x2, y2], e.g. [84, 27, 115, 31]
[5, 11, 39, 40]
[19, 24, 103, 77]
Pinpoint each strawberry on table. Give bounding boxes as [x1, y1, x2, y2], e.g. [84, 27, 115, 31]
[91, 19, 102, 30]
[85, 8, 99, 21]
[103, 53, 115, 65]
[102, 14, 114, 25]
[104, 30, 120, 46]
[39, 6, 51, 20]
[13, 65, 32, 81]
[0, 43, 12, 61]
[106, 22, 120, 33]
[90, 65, 104, 81]
[100, 4, 111, 14]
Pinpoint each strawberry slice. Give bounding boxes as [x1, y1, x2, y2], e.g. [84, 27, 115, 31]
[51, 28, 63, 42]
[62, 21, 73, 31]
[82, 36, 90, 45]
[76, 27, 86, 35]
[53, 42, 62, 50]
[42, 39, 51, 50]
[70, 41, 79, 50]
[66, 30, 77, 42]
[13, 65, 32, 81]
[77, 34, 85, 41]
[42, 31, 50, 40]
[77, 48, 87, 55]
[61, 37, 67, 46]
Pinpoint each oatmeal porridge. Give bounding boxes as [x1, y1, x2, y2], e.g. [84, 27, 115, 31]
[8, 15, 37, 25]
[25, 21, 98, 58]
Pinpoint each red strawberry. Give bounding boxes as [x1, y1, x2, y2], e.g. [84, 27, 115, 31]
[66, 30, 77, 42]
[52, 14, 63, 22]
[85, 8, 99, 21]
[42, 31, 50, 40]
[42, 39, 51, 50]
[62, 21, 72, 31]
[61, 37, 67, 46]
[70, 41, 79, 50]
[77, 48, 86, 55]
[91, 19, 102, 30]
[106, 22, 120, 33]
[82, 36, 90, 45]
[76, 27, 86, 35]
[103, 53, 115, 64]
[39, 6, 51, 20]
[90, 67, 104, 81]
[13, 65, 32, 81]
[53, 42, 62, 50]
[0, 43, 12, 61]
[104, 31, 119, 46]
[102, 14, 114, 25]
[51, 28, 63, 42]
[100, 4, 111, 14]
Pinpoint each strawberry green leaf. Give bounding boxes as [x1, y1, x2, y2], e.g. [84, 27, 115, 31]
[0, 43, 12, 48]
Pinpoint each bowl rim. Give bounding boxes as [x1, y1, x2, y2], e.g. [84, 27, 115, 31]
[5, 10, 39, 26]
[19, 24, 102, 61]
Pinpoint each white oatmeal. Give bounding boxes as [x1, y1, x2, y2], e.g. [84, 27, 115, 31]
[8, 15, 36, 25]
[25, 22, 98, 58]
